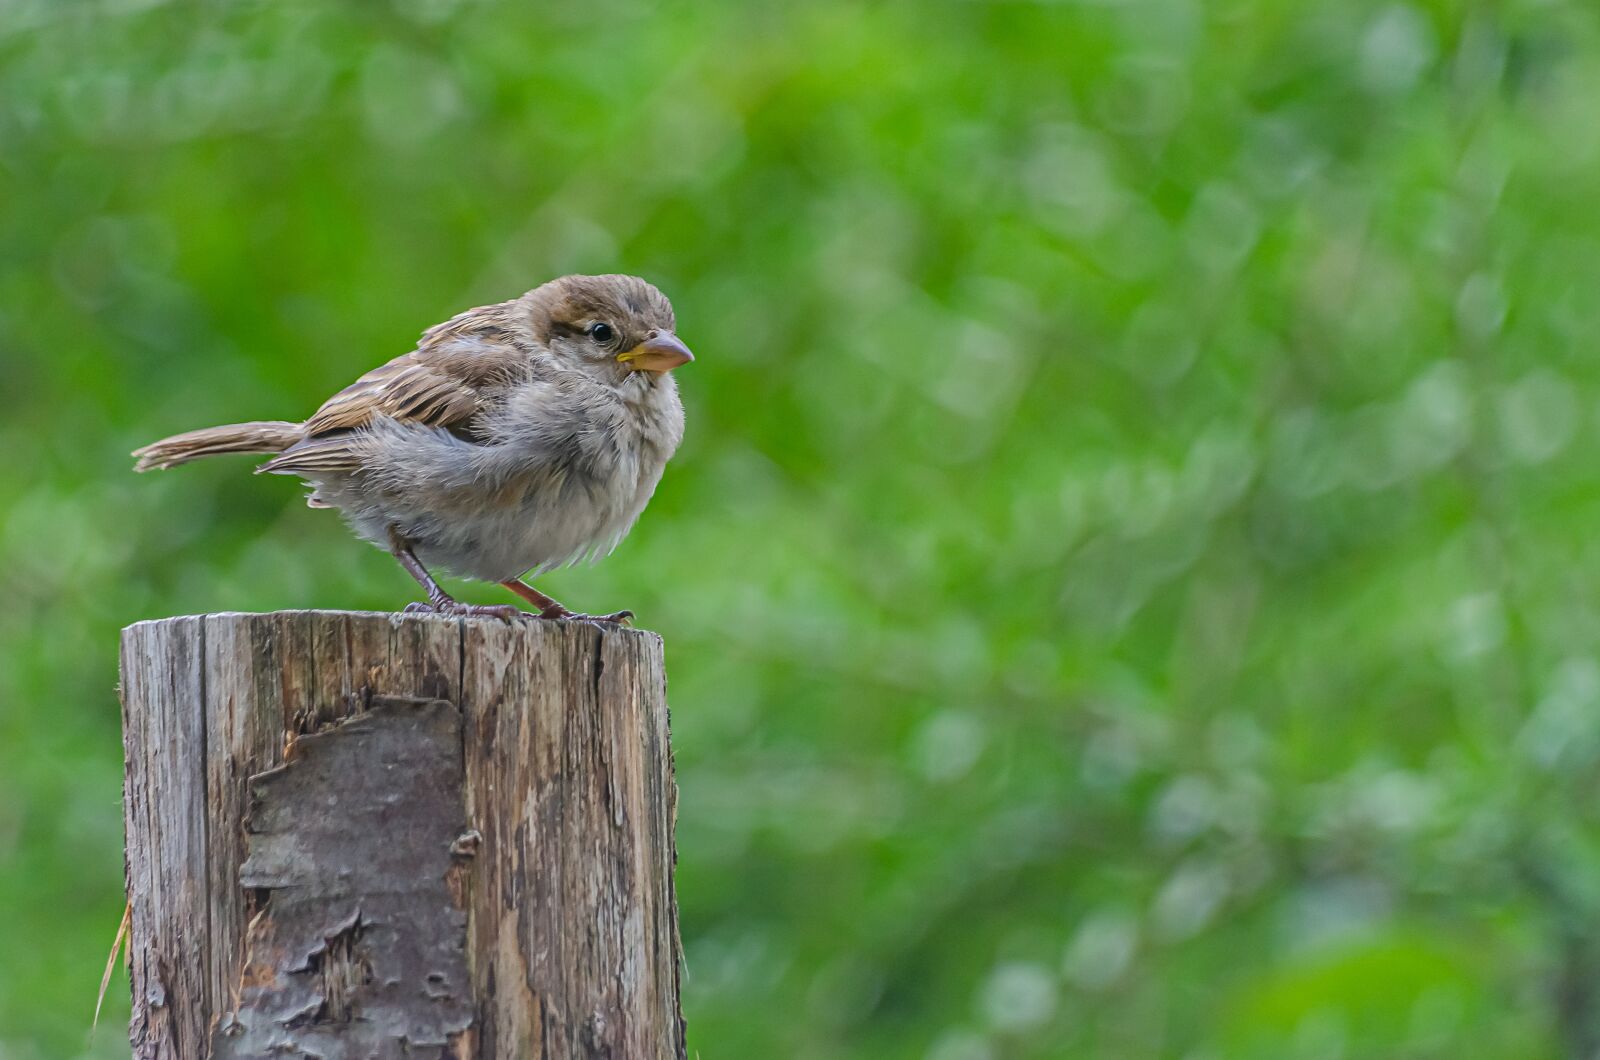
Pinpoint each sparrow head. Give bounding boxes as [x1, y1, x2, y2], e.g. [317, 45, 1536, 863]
[525, 274, 693, 383]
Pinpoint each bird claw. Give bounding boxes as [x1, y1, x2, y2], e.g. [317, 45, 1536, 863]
[404, 599, 632, 628]
[539, 607, 634, 628]
[405, 601, 527, 622]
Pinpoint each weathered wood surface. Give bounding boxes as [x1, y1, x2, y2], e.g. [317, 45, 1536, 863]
[120, 611, 685, 1060]
[215, 697, 474, 1058]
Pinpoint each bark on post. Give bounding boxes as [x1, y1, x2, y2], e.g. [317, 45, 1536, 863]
[119, 610, 686, 1059]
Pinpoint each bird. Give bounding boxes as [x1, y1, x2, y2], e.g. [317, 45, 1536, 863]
[132, 273, 692, 624]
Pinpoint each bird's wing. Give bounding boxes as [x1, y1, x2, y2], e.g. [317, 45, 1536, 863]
[258, 301, 530, 476]
[297, 350, 483, 436]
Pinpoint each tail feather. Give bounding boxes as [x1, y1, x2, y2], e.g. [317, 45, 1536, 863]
[132, 421, 303, 471]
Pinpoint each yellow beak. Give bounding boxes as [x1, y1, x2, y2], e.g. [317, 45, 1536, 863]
[617, 331, 694, 373]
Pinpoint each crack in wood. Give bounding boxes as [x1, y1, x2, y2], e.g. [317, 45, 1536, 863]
[284, 914, 372, 1027]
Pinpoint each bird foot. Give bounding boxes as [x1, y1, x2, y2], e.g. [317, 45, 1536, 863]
[539, 606, 635, 627]
[402, 600, 633, 628]
[404, 600, 527, 622]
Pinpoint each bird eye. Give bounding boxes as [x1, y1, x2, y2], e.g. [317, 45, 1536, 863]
[588, 322, 614, 344]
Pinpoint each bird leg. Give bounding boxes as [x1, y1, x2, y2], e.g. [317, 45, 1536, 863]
[500, 579, 634, 626]
[387, 526, 523, 621]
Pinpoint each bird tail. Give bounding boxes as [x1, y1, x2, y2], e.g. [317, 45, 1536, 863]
[132, 421, 303, 471]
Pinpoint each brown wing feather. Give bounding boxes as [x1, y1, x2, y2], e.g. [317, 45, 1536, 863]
[256, 436, 365, 476]
[259, 300, 533, 477]
[300, 355, 481, 435]
[299, 300, 531, 437]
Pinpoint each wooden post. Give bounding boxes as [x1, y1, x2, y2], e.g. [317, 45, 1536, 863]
[119, 611, 686, 1059]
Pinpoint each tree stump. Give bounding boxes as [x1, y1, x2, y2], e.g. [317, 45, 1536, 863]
[119, 611, 685, 1059]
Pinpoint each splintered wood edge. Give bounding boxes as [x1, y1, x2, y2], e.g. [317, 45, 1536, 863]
[122, 610, 665, 647]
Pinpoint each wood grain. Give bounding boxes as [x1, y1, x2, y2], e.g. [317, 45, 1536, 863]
[120, 611, 685, 1059]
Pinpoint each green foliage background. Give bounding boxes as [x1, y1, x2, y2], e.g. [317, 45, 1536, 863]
[3, 0, 1599, 1056]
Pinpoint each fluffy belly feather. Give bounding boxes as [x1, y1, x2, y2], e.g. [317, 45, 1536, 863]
[309, 421, 668, 582]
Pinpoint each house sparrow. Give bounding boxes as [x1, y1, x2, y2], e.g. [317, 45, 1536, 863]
[133, 274, 691, 623]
